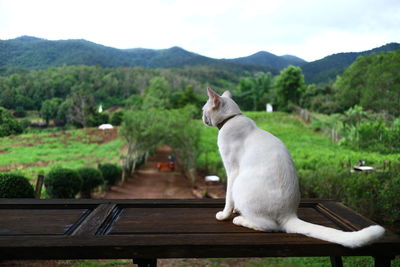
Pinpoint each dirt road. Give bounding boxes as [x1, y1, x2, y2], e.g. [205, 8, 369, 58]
[104, 146, 195, 199]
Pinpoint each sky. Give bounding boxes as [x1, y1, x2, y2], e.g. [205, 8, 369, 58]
[0, 0, 399, 62]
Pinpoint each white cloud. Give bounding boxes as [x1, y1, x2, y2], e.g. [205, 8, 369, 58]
[0, 0, 399, 61]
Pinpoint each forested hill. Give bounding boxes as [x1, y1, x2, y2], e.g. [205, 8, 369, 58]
[1, 36, 398, 84]
[226, 51, 307, 69]
[0, 36, 276, 74]
[302, 42, 400, 84]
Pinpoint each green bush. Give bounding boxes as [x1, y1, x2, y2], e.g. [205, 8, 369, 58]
[0, 107, 23, 137]
[76, 167, 104, 198]
[377, 168, 400, 224]
[0, 173, 35, 198]
[44, 168, 82, 198]
[110, 110, 124, 126]
[299, 166, 400, 224]
[298, 168, 348, 200]
[89, 112, 109, 127]
[20, 118, 31, 131]
[98, 163, 122, 186]
[14, 106, 27, 118]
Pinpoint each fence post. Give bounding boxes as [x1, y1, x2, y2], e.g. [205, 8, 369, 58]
[35, 174, 44, 199]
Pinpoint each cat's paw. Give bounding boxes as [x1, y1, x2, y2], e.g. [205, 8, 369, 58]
[216, 211, 230, 221]
[233, 216, 262, 231]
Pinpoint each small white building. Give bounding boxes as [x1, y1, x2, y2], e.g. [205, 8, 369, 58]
[98, 124, 113, 130]
[266, 103, 273, 113]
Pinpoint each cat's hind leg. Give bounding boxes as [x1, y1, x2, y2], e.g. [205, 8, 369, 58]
[233, 215, 279, 232]
[233, 216, 263, 231]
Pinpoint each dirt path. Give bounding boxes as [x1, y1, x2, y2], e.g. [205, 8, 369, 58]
[104, 146, 196, 199]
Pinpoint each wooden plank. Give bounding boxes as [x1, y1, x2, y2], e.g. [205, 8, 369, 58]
[108, 207, 251, 234]
[72, 203, 116, 236]
[107, 206, 341, 235]
[0, 209, 89, 235]
[318, 201, 380, 230]
[298, 207, 342, 230]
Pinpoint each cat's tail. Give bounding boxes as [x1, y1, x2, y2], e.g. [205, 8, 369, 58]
[282, 216, 385, 248]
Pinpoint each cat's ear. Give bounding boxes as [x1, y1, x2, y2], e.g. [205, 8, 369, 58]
[221, 91, 232, 98]
[207, 88, 220, 109]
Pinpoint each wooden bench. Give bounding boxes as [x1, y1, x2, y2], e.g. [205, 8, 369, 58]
[0, 199, 399, 267]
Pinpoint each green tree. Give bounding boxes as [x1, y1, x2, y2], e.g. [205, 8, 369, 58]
[120, 109, 166, 179]
[300, 84, 339, 114]
[235, 77, 255, 110]
[124, 94, 143, 110]
[165, 105, 201, 184]
[274, 66, 305, 111]
[142, 77, 171, 109]
[55, 100, 70, 126]
[120, 106, 201, 184]
[67, 90, 96, 128]
[334, 55, 373, 112]
[171, 85, 203, 108]
[235, 73, 273, 111]
[40, 98, 61, 126]
[253, 72, 273, 110]
[335, 50, 400, 116]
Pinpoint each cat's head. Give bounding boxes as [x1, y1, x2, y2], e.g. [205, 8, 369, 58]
[202, 88, 241, 127]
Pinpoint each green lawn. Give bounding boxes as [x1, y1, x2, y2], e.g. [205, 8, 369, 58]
[197, 111, 400, 179]
[0, 128, 124, 180]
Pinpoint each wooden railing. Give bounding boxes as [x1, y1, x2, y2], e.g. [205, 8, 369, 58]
[0, 199, 399, 267]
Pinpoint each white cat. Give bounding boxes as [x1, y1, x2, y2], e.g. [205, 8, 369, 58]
[202, 88, 385, 248]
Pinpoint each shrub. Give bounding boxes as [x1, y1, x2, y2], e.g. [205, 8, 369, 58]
[0, 173, 35, 198]
[0, 107, 23, 137]
[377, 168, 400, 224]
[110, 110, 124, 126]
[89, 112, 109, 127]
[299, 166, 400, 224]
[14, 106, 26, 118]
[298, 168, 348, 200]
[98, 163, 122, 186]
[342, 172, 381, 218]
[77, 167, 104, 198]
[44, 168, 82, 198]
[20, 119, 31, 131]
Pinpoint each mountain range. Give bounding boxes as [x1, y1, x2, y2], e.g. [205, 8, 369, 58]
[1, 36, 399, 84]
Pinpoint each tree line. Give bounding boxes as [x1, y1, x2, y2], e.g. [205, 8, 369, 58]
[0, 49, 399, 136]
[0, 65, 238, 114]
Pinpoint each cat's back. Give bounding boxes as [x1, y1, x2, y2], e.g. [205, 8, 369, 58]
[248, 122, 287, 151]
[218, 115, 291, 160]
[241, 120, 294, 168]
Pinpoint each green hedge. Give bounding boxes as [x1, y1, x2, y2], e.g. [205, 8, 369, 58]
[0, 173, 34, 198]
[44, 168, 82, 198]
[98, 163, 122, 186]
[77, 167, 104, 198]
[299, 167, 400, 224]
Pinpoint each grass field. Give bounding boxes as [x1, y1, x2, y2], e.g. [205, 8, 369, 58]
[197, 111, 400, 178]
[0, 127, 124, 180]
